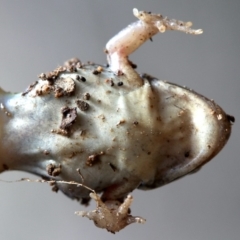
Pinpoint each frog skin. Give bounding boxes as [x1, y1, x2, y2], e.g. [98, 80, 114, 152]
[0, 9, 233, 233]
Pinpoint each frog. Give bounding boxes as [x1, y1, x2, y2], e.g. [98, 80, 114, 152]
[0, 8, 233, 233]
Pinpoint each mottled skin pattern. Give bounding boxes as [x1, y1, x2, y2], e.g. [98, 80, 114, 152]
[0, 9, 233, 233]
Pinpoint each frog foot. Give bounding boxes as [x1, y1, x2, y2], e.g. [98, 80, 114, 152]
[105, 8, 202, 87]
[75, 193, 146, 233]
[133, 8, 203, 34]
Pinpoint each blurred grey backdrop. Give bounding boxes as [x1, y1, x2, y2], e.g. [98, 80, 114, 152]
[0, 1, 239, 239]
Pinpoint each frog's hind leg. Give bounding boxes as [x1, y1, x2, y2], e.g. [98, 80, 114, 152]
[105, 8, 202, 88]
[74, 175, 145, 233]
[75, 193, 145, 233]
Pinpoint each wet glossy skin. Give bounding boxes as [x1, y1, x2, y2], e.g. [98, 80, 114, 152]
[0, 64, 231, 201]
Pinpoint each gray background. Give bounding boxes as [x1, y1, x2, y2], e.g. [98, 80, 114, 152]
[0, 0, 239, 239]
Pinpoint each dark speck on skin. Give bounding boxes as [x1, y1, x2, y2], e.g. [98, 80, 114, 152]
[76, 100, 89, 111]
[76, 75, 86, 82]
[184, 151, 190, 158]
[84, 93, 91, 100]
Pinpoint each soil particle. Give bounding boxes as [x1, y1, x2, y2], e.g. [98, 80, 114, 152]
[64, 58, 82, 69]
[60, 106, 78, 131]
[97, 66, 103, 72]
[38, 83, 52, 95]
[54, 77, 75, 97]
[51, 128, 68, 136]
[37, 59, 81, 88]
[117, 81, 123, 86]
[217, 114, 223, 120]
[86, 152, 104, 167]
[51, 185, 59, 192]
[40, 66, 67, 82]
[83, 93, 91, 100]
[98, 114, 105, 121]
[49, 181, 59, 192]
[76, 100, 89, 111]
[76, 75, 86, 82]
[105, 78, 114, 86]
[92, 69, 100, 75]
[92, 66, 103, 75]
[39, 73, 47, 79]
[46, 163, 61, 176]
[54, 88, 64, 98]
[133, 121, 139, 125]
[86, 155, 98, 166]
[43, 150, 50, 155]
[116, 119, 125, 126]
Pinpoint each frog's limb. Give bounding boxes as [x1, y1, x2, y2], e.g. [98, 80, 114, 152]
[100, 175, 141, 201]
[105, 8, 202, 87]
[75, 193, 145, 233]
[133, 8, 203, 34]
